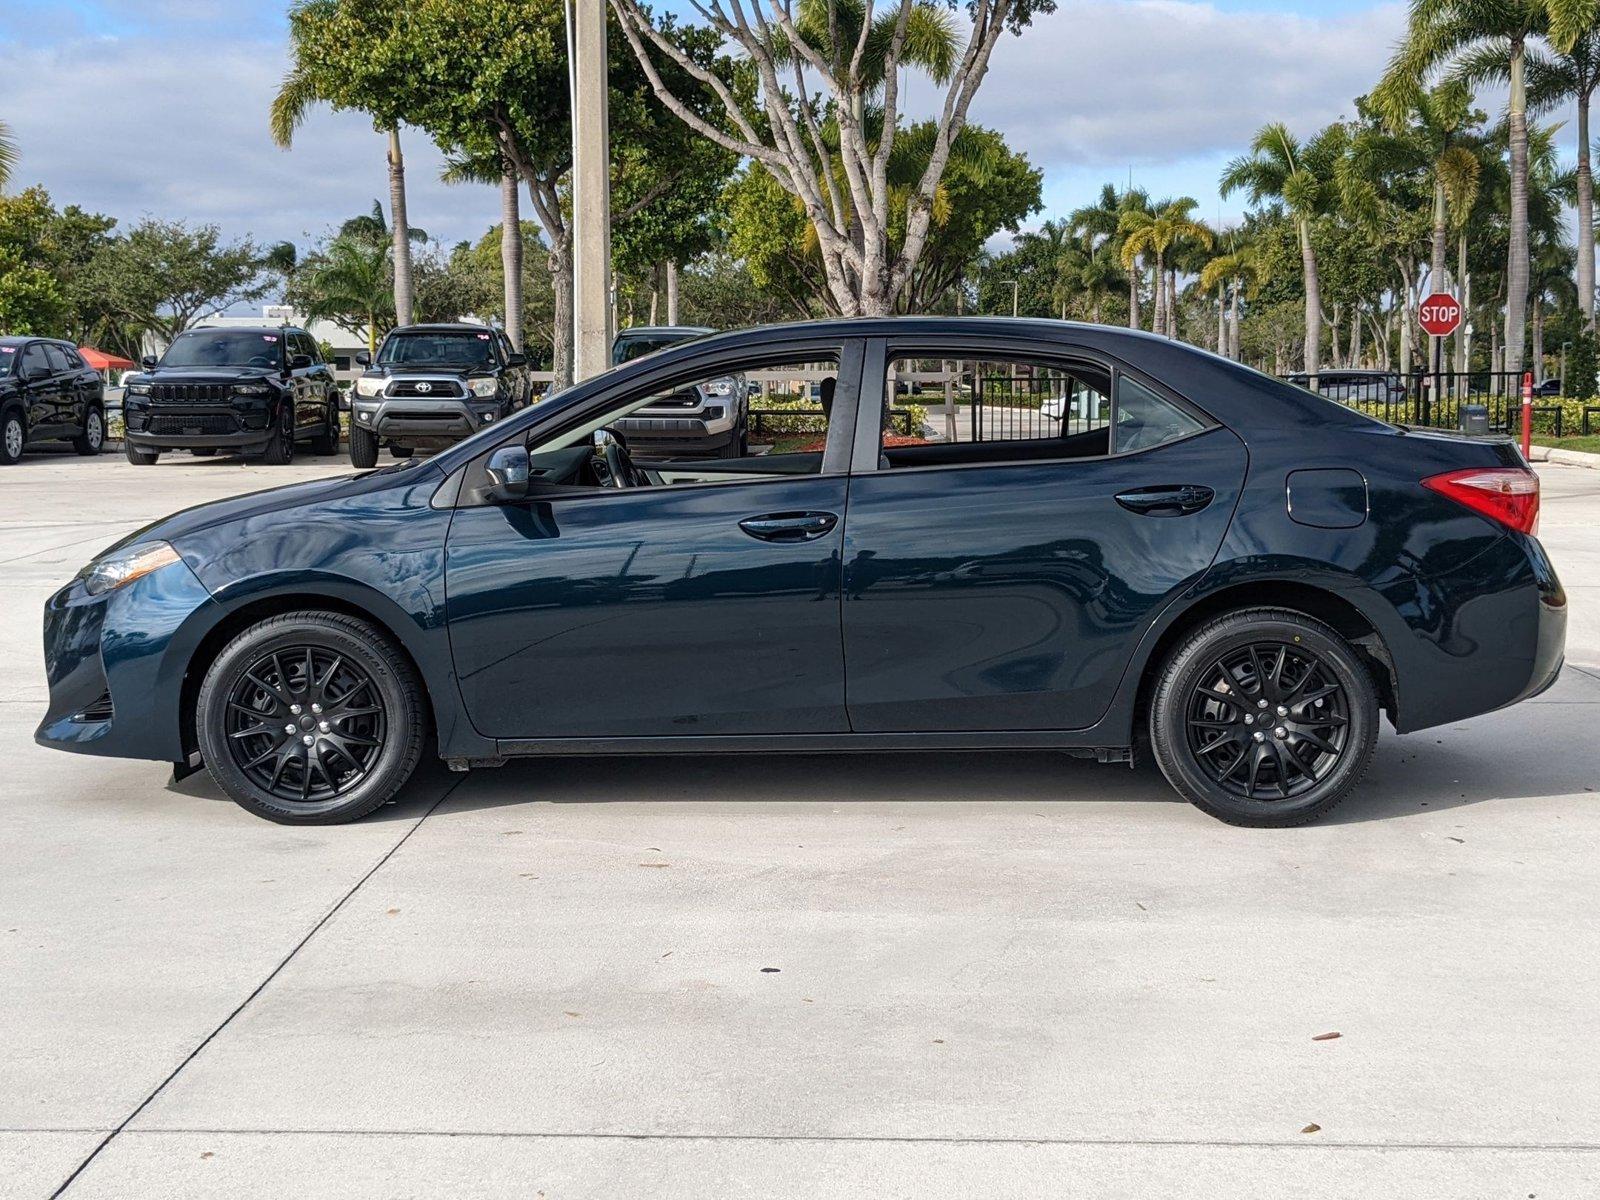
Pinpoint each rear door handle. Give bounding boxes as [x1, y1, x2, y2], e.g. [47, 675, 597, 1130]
[1114, 484, 1215, 517]
[739, 511, 839, 542]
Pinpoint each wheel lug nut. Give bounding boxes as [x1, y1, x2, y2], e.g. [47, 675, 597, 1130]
[1253, 731, 1265, 742]
[284, 723, 297, 734]
[290, 704, 302, 715]
[1257, 699, 1268, 709]
[1276, 705, 1288, 716]
[302, 734, 315, 746]
[311, 703, 323, 714]
[1274, 727, 1286, 738]
[319, 720, 330, 732]
[1244, 714, 1254, 725]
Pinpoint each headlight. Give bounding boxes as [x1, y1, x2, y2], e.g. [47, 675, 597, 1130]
[233, 383, 272, 396]
[355, 376, 385, 397]
[125, 383, 150, 396]
[704, 379, 734, 397]
[75, 541, 181, 597]
[469, 378, 498, 397]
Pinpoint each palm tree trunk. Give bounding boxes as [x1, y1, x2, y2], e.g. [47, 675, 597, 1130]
[387, 127, 414, 328]
[1350, 302, 1362, 367]
[1298, 217, 1321, 382]
[1127, 261, 1141, 330]
[1166, 267, 1178, 338]
[1216, 282, 1226, 352]
[1503, 39, 1530, 382]
[1578, 89, 1595, 332]
[501, 168, 524, 353]
[666, 259, 680, 325]
[549, 234, 574, 390]
[1456, 234, 1470, 378]
[1533, 294, 1545, 380]
[1229, 282, 1241, 360]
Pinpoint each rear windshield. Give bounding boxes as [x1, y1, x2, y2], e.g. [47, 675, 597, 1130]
[379, 330, 498, 369]
[612, 333, 699, 365]
[162, 331, 284, 369]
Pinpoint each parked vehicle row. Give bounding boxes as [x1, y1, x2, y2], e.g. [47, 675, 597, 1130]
[36, 318, 1564, 831]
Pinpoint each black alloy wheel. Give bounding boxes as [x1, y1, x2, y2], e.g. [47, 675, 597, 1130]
[197, 612, 426, 823]
[261, 405, 296, 465]
[1150, 608, 1378, 826]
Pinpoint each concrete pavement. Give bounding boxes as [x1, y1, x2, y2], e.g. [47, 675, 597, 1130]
[3, 449, 1598, 1198]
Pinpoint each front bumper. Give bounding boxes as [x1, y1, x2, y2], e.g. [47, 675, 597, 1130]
[615, 412, 736, 457]
[353, 399, 500, 445]
[35, 554, 218, 763]
[125, 428, 275, 451]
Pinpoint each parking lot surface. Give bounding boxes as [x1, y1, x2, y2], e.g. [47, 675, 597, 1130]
[4, 451, 1599, 1198]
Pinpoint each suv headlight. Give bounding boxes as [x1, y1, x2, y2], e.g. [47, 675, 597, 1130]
[355, 376, 385, 398]
[703, 378, 734, 397]
[233, 383, 272, 396]
[75, 541, 181, 597]
[124, 382, 151, 396]
[469, 378, 498, 398]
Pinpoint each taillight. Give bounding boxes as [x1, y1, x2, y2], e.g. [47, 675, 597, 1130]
[1421, 467, 1540, 534]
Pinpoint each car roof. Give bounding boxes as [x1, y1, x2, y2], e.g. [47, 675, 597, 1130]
[614, 325, 715, 339]
[186, 325, 303, 334]
[388, 323, 496, 334]
[0, 335, 71, 347]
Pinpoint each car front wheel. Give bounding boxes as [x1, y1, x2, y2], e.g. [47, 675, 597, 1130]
[260, 406, 296, 465]
[349, 423, 379, 468]
[74, 406, 105, 455]
[196, 612, 426, 824]
[124, 441, 159, 465]
[1149, 608, 1378, 827]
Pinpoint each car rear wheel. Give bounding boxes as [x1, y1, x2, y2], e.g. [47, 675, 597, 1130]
[74, 406, 105, 456]
[124, 441, 159, 465]
[196, 612, 426, 824]
[349, 423, 379, 468]
[0, 410, 24, 464]
[1149, 608, 1378, 827]
[311, 400, 341, 455]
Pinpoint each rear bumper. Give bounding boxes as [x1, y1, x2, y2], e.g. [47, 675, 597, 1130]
[1379, 531, 1567, 733]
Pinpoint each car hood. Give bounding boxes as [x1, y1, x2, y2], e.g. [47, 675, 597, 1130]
[92, 459, 444, 564]
[129, 367, 280, 385]
[368, 365, 482, 379]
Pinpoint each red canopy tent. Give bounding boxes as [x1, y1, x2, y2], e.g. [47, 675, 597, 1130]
[78, 347, 136, 373]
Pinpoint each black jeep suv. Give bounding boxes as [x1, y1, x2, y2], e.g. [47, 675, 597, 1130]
[121, 326, 340, 465]
[0, 337, 108, 464]
[348, 323, 531, 467]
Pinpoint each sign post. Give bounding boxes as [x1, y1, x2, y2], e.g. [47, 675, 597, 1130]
[1418, 293, 1462, 426]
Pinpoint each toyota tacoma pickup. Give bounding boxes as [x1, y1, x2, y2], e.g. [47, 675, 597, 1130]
[349, 323, 530, 467]
[609, 326, 748, 458]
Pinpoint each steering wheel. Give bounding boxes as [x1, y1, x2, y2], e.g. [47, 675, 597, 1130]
[594, 428, 641, 488]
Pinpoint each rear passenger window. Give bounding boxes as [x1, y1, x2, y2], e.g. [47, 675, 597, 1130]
[43, 345, 71, 374]
[1113, 376, 1207, 453]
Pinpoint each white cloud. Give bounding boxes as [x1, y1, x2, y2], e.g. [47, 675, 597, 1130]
[0, 35, 498, 252]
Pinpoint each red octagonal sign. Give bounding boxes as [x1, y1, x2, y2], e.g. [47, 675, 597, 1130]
[1419, 292, 1462, 337]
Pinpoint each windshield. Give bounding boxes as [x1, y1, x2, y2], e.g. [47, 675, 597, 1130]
[162, 331, 284, 369]
[378, 330, 497, 369]
[612, 334, 696, 365]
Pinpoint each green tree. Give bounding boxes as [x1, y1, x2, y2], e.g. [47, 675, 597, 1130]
[1117, 197, 1213, 337]
[0, 120, 16, 191]
[274, 0, 418, 327]
[288, 234, 393, 352]
[1070, 185, 1150, 329]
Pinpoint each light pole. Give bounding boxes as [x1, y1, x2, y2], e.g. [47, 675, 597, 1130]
[569, 0, 612, 382]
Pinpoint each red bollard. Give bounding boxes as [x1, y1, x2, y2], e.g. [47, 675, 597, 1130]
[1521, 371, 1533, 460]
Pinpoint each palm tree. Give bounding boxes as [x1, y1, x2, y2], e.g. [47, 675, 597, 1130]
[1071, 185, 1149, 330]
[1221, 123, 1341, 378]
[1119, 198, 1214, 338]
[1200, 242, 1265, 360]
[1373, 0, 1593, 381]
[295, 235, 395, 353]
[0, 120, 16, 191]
[444, 150, 525, 351]
[271, 55, 416, 328]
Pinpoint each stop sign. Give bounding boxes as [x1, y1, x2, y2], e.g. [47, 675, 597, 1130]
[1419, 292, 1462, 337]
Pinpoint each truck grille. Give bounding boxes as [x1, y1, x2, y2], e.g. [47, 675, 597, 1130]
[147, 414, 239, 435]
[389, 379, 464, 398]
[151, 383, 232, 403]
[644, 388, 702, 409]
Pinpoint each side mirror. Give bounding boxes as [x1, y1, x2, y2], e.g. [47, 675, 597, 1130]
[354, 350, 372, 367]
[141, 355, 159, 371]
[290, 353, 313, 370]
[505, 353, 527, 368]
[484, 445, 530, 502]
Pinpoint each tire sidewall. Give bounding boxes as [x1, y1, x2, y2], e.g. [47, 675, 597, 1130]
[83, 407, 104, 452]
[1152, 613, 1377, 826]
[197, 617, 422, 824]
[1, 410, 24, 464]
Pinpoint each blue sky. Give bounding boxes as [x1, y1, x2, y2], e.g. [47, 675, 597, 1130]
[0, 0, 1478, 264]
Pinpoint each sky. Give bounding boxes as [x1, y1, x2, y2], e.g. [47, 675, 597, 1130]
[0, 0, 1464, 270]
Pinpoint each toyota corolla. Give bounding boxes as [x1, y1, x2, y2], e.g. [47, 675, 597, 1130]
[36, 319, 1565, 826]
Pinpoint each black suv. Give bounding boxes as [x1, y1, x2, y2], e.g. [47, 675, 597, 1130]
[348, 323, 531, 467]
[0, 337, 107, 465]
[121, 326, 340, 465]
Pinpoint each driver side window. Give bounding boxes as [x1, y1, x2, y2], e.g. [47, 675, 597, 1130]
[527, 352, 843, 491]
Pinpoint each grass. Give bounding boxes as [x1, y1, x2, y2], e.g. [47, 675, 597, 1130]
[1532, 434, 1600, 455]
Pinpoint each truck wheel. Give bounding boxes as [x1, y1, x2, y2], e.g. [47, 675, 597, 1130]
[310, 400, 341, 455]
[260, 406, 296, 465]
[349, 423, 379, 468]
[124, 441, 160, 465]
[73, 406, 105, 456]
[1, 409, 25, 464]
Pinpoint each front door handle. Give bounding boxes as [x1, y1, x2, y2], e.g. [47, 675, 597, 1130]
[1114, 484, 1215, 517]
[739, 511, 839, 542]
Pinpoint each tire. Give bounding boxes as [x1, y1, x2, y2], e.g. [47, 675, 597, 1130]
[1148, 608, 1378, 827]
[191, 448, 217, 457]
[260, 405, 296, 465]
[389, 444, 413, 459]
[196, 611, 427, 825]
[73, 406, 105, 456]
[0, 409, 24, 465]
[349, 422, 379, 468]
[311, 400, 340, 455]
[124, 441, 160, 465]
[717, 437, 742, 459]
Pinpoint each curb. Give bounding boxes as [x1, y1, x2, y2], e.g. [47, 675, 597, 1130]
[1528, 444, 1600, 470]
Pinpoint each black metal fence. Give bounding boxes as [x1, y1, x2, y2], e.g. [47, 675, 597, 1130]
[1287, 370, 1537, 432]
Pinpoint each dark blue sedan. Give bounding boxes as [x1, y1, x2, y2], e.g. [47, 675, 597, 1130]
[36, 320, 1565, 826]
